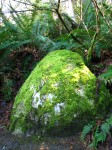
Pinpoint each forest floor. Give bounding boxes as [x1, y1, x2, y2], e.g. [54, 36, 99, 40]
[0, 127, 86, 150]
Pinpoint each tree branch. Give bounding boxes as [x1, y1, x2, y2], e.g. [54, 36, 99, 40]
[54, 0, 84, 47]
[92, 0, 111, 28]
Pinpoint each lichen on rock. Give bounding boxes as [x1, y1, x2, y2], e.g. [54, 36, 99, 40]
[10, 50, 112, 135]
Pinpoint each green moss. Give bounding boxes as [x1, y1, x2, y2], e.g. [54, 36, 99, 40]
[10, 50, 112, 134]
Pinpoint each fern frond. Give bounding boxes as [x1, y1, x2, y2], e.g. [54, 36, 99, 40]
[81, 122, 95, 140]
[0, 40, 31, 50]
[98, 66, 112, 85]
[106, 115, 112, 126]
[0, 40, 32, 60]
[102, 122, 110, 134]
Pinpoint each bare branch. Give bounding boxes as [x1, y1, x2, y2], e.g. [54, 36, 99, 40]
[11, 0, 31, 6]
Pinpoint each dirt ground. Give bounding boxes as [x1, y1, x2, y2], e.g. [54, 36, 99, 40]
[0, 127, 87, 150]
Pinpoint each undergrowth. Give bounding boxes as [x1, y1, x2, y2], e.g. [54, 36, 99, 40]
[98, 66, 112, 85]
[81, 114, 112, 149]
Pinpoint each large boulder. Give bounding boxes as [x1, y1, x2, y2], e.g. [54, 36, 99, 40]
[10, 50, 112, 135]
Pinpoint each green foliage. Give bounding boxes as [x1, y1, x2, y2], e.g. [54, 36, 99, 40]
[0, 0, 111, 63]
[74, 0, 112, 61]
[0, 13, 54, 57]
[1, 78, 14, 101]
[81, 121, 95, 140]
[81, 114, 112, 149]
[98, 66, 112, 85]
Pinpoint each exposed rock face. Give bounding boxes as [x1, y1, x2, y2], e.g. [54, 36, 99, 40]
[10, 50, 112, 135]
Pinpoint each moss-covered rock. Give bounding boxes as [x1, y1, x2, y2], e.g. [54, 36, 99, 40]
[10, 50, 112, 135]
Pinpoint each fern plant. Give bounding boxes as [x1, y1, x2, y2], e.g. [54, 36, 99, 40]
[81, 121, 95, 141]
[81, 114, 112, 149]
[98, 66, 112, 85]
[0, 3, 62, 58]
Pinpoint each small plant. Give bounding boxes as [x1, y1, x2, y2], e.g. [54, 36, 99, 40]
[98, 66, 112, 86]
[81, 114, 112, 149]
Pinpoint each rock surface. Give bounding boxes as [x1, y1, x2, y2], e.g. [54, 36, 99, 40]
[10, 50, 112, 134]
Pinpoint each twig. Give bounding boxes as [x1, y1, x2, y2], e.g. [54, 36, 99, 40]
[87, 32, 98, 63]
[92, 0, 100, 33]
